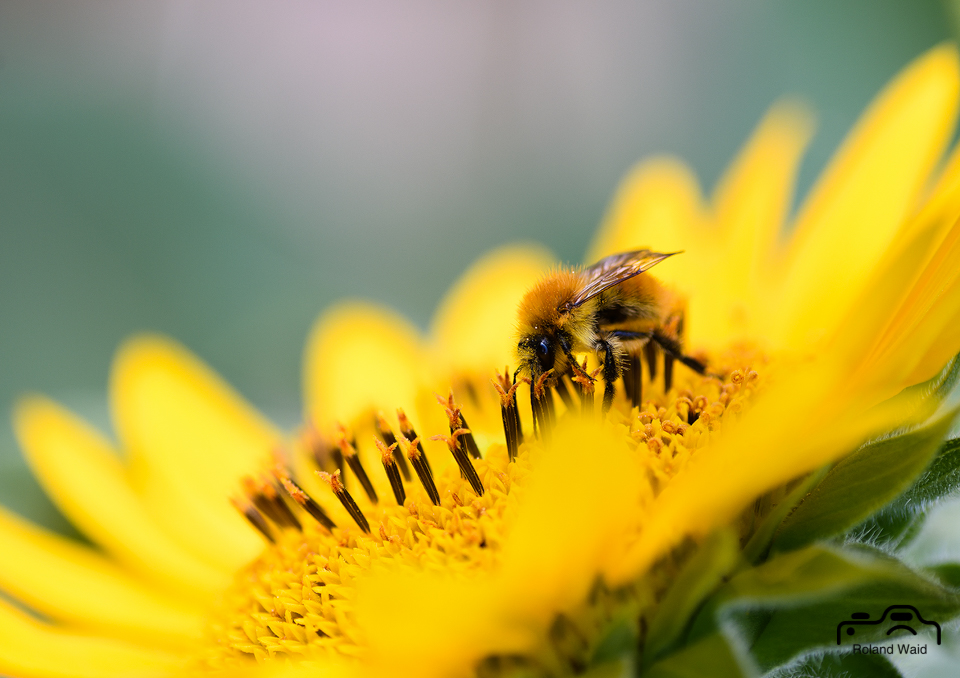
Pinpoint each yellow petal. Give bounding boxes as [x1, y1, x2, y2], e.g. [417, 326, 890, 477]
[904, 311, 960, 386]
[357, 420, 648, 678]
[872, 270, 960, 391]
[14, 396, 231, 598]
[586, 156, 706, 265]
[774, 44, 960, 350]
[499, 419, 648, 611]
[430, 245, 554, 379]
[0, 598, 181, 678]
[112, 335, 277, 572]
[0, 506, 203, 646]
[303, 302, 427, 433]
[609, 362, 888, 583]
[584, 156, 725, 348]
[704, 101, 813, 342]
[713, 100, 813, 274]
[854, 215, 960, 392]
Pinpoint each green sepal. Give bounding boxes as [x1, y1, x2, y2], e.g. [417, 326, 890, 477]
[642, 528, 740, 668]
[771, 411, 957, 552]
[924, 561, 960, 588]
[642, 632, 756, 678]
[904, 437, 960, 502]
[771, 651, 901, 678]
[684, 544, 959, 673]
[852, 437, 960, 550]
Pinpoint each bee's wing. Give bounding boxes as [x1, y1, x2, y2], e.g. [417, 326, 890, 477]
[569, 250, 679, 308]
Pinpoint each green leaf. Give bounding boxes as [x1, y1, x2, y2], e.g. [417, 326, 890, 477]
[771, 413, 957, 552]
[580, 658, 634, 678]
[590, 618, 638, 667]
[771, 651, 901, 678]
[741, 468, 828, 565]
[684, 544, 960, 673]
[642, 632, 756, 678]
[643, 529, 740, 667]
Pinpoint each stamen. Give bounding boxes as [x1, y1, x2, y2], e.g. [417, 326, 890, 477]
[571, 358, 600, 418]
[230, 497, 275, 543]
[436, 391, 482, 460]
[432, 429, 484, 496]
[318, 469, 370, 533]
[397, 409, 433, 477]
[541, 371, 557, 426]
[458, 412, 482, 459]
[400, 434, 440, 505]
[274, 468, 337, 530]
[674, 396, 693, 424]
[242, 475, 302, 530]
[512, 372, 525, 445]
[686, 395, 704, 424]
[375, 412, 411, 481]
[554, 373, 576, 409]
[493, 368, 522, 461]
[531, 369, 556, 437]
[663, 353, 675, 392]
[302, 422, 337, 473]
[375, 437, 406, 506]
[336, 425, 379, 504]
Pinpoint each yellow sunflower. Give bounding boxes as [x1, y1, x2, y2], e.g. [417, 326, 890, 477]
[4, 44, 960, 678]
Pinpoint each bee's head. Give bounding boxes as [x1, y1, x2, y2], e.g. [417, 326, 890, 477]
[517, 333, 556, 377]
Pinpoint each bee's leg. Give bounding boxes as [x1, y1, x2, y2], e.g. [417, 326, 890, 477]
[644, 340, 658, 381]
[553, 334, 579, 411]
[663, 353, 675, 392]
[606, 331, 649, 409]
[622, 352, 643, 409]
[651, 331, 706, 375]
[596, 339, 620, 413]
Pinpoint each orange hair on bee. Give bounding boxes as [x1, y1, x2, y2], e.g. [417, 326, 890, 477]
[516, 269, 583, 333]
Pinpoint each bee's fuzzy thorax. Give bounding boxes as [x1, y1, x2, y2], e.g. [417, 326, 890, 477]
[516, 269, 583, 334]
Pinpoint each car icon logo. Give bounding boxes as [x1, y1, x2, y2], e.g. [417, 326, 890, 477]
[837, 605, 941, 645]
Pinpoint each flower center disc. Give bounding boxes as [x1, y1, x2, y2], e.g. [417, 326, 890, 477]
[200, 346, 766, 671]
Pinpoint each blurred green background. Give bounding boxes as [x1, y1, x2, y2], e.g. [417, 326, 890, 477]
[0, 1, 954, 530]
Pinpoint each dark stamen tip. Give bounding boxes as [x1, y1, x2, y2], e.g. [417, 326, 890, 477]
[397, 408, 433, 477]
[493, 368, 521, 461]
[336, 428, 378, 504]
[375, 437, 406, 506]
[231, 497, 275, 543]
[375, 412, 411, 482]
[432, 429, 485, 496]
[274, 468, 337, 530]
[318, 469, 370, 533]
[400, 434, 441, 506]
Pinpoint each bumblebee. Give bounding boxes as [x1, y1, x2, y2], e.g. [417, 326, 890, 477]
[515, 250, 705, 419]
